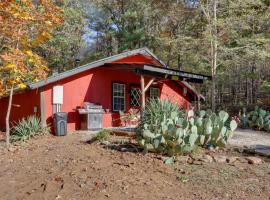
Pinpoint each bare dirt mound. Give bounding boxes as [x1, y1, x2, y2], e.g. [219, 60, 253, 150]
[0, 133, 270, 200]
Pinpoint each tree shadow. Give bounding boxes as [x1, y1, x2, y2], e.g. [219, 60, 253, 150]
[103, 143, 143, 154]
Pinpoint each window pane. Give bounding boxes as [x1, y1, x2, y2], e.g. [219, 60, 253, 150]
[130, 88, 141, 107]
[112, 83, 125, 111]
[150, 87, 160, 99]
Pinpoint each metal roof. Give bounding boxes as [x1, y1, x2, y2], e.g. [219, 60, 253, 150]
[29, 47, 166, 89]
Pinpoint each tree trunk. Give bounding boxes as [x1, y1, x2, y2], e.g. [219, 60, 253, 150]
[211, 0, 218, 112]
[5, 85, 14, 146]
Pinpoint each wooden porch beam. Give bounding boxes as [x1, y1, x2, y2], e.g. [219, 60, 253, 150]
[144, 78, 155, 93]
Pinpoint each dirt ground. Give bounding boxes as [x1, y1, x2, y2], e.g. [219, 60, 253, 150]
[1, 132, 270, 200]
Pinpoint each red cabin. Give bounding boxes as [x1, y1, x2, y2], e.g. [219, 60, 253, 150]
[0, 48, 211, 132]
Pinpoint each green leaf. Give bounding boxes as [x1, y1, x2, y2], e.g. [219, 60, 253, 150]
[189, 132, 198, 146]
[164, 157, 174, 165]
[153, 138, 160, 148]
[143, 129, 155, 139]
[200, 135, 205, 145]
[230, 120, 238, 131]
[219, 110, 229, 123]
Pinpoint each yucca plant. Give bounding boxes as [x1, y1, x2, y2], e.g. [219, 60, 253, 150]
[11, 115, 50, 142]
[138, 99, 184, 134]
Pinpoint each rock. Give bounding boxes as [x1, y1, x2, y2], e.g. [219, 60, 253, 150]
[238, 157, 248, 163]
[199, 155, 213, 163]
[234, 147, 244, 153]
[82, 167, 87, 172]
[213, 155, 227, 163]
[193, 160, 203, 165]
[226, 156, 239, 163]
[8, 146, 17, 152]
[105, 194, 110, 198]
[161, 156, 170, 162]
[100, 141, 110, 146]
[207, 145, 215, 151]
[120, 147, 128, 152]
[176, 156, 189, 163]
[246, 157, 263, 165]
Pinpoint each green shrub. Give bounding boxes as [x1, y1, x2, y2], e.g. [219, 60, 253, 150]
[91, 129, 112, 142]
[11, 115, 50, 142]
[136, 100, 237, 156]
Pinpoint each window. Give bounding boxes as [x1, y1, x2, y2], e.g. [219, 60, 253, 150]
[112, 83, 125, 111]
[130, 87, 141, 107]
[150, 87, 160, 99]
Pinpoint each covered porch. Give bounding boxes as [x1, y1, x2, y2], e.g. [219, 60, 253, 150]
[104, 63, 211, 111]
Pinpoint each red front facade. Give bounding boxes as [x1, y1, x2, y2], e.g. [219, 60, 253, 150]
[0, 53, 193, 132]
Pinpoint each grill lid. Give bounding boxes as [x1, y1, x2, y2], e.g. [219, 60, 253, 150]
[83, 102, 102, 109]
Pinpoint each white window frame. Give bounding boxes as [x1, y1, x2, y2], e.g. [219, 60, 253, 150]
[150, 87, 160, 99]
[112, 83, 126, 112]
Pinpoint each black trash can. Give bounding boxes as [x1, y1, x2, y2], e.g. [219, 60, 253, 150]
[54, 112, 67, 136]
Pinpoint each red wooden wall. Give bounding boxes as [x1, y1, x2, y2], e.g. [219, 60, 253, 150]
[0, 54, 191, 132]
[0, 90, 40, 130]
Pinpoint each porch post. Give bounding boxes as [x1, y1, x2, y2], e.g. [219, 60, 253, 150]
[198, 95, 201, 111]
[140, 75, 146, 110]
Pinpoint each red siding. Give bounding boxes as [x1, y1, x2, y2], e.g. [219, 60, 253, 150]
[0, 90, 40, 130]
[0, 54, 191, 132]
[160, 81, 190, 110]
[41, 67, 190, 131]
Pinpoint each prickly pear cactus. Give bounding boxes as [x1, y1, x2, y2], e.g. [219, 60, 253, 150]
[241, 107, 270, 132]
[136, 100, 238, 156]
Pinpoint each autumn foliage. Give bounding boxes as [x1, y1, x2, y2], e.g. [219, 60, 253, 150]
[0, 0, 63, 145]
[0, 0, 63, 95]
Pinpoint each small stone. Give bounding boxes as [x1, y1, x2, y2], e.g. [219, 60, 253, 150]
[187, 157, 193, 164]
[246, 157, 263, 165]
[120, 147, 128, 152]
[82, 167, 87, 172]
[207, 145, 215, 151]
[8, 146, 16, 152]
[226, 157, 239, 163]
[8, 159, 14, 163]
[176, 156, 189, 163]
[199, 155, 213, 163]
[193, 160, 203, 165]
[161, 156, 170, 162]
[213, 155, 227, 163]
[234, 147, 244, 153]
[100, 141, 110, 146]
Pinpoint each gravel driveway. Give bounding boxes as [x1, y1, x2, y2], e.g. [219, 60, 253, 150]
[229, 129, 270, 147]
[229, 129, 270, 156]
